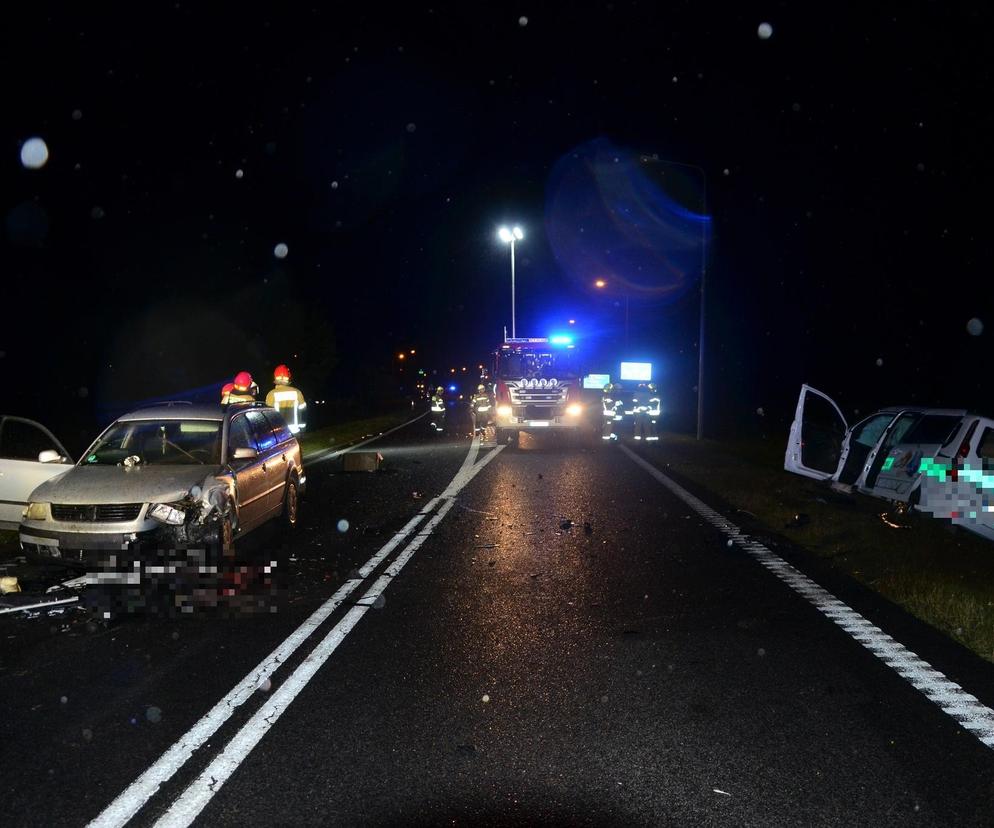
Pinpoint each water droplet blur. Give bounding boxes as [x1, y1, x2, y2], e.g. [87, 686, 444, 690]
[916, 162, 925, 172]
[967, 317, 984, 336]
[72, 109, 83, 121]
[273, 242, 289, 259]
[518, 16, 528, 27]
[337, 519, 349, 533]
[146, 706, 162, 723]
[235, 168, 244, 179]
[372, 594, 386, 609]
[258, 678, 272, 693]
[78, 387, 89, 398]
[331, 180, 339, 189]
[875, 357, 883, 367]
[757, 647, 767, 657]
[756, 407, 765, 417]
[82, 728, 93, 741]
[20, 137, 49, 169]
[722, 168, 730, 176]
[757, 22, 773, 40]
[482, 694, 490, 703]
[60, 695, 68, 705]
[90, 206, 106, 220]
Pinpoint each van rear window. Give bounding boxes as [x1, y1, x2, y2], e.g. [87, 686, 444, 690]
[902, 415, 962, 446]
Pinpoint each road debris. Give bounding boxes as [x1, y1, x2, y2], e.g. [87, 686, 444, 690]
[1, 576, 21, 594]
[713, 788, 732, 797]
[785, 513, 811, 528]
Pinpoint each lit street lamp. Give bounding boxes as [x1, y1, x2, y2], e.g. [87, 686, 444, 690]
[498, 225, 524, 338]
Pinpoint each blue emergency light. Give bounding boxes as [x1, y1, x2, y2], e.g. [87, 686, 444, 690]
[448, 384, 457, 392]
[549, 334, 573, 345]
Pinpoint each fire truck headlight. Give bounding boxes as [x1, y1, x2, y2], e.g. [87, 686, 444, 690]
[566, 403, 583, 417]
[497, 405, 512, 418]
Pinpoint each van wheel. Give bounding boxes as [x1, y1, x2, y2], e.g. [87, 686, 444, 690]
[283, 477, 299, 529]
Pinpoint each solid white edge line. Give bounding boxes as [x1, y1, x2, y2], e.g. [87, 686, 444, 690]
[155, 441, 504, 827]
[88, 435, 479, 828]
[618, 442, 994, 751]
[303, 411, 428, 466]
[0, 596, 78, 615]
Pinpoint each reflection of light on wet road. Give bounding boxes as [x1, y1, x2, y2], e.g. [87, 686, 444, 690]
[456, 448, 612, 691]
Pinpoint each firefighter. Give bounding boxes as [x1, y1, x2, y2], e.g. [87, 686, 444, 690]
[265, 364, 307, 433]
[429, 385, 447, 433]
[602, 382, 623, 440]
[471, 383, 493, 436]
[632, 382, 660, 441]
[222, 371, 257, 405]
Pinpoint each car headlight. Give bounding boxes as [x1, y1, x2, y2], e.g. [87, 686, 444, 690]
[566, 403, 583, 417]
[149, 503, 186, 526]
[23, 502, 49, 521]
[497, 405, 512, 418]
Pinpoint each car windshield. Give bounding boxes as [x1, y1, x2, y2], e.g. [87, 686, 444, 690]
[82, 420, 222, 466]
[498, 351, 580, 380]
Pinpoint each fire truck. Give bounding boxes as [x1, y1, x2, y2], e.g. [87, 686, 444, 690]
[491, 335, 598, 446]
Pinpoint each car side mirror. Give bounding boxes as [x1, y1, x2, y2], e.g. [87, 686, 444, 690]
[38, 449, 64, 464]
[231, 446, 259, 461]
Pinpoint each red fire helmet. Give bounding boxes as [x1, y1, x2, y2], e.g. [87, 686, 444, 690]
[274, 364, 291, 382]
[233, 371, 253, 391]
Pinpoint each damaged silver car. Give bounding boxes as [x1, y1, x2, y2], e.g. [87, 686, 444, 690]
[18, 401, 304, 569]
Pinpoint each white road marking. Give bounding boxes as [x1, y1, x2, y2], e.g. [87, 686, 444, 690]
[89, 433, 490, 828]
[0, 596, 78, 615]
[154, 442, 504, 827]
[303, 412, 427, 466]
[620, 443, 994, 751]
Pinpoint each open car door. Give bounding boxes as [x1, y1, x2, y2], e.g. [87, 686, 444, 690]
[0, 416, 74, 529]
[784, 385, 849, 480]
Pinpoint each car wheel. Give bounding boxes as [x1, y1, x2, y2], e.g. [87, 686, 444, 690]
[283, 477, 299, 529]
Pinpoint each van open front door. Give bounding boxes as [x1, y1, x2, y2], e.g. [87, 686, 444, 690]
[784, 384, 848, 480]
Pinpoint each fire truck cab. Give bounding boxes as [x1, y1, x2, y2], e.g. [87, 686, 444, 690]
[491, 336, 596, 446]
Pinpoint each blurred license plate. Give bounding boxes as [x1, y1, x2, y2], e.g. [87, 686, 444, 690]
[527, 421, 550, 427]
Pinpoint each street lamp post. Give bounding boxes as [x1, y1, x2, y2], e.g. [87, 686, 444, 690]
[498, 226, 524, 338]
[647, 158, 708, 440]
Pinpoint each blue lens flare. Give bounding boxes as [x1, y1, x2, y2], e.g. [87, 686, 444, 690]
[545, 137, 711, 304]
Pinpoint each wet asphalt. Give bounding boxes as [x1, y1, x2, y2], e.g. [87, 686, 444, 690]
[3, 415, 994, 826]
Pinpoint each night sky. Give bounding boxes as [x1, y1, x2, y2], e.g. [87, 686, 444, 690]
[4, 2, 993, 448]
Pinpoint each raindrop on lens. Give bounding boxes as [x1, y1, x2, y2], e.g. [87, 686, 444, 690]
[518, 16, 528, 27]
[235, 169, 244, 179]
[875, 358, 883, 367]
[967, 317, 984, 336]
[406, 123, 416, 133]
[757, 22, 773, 39]
[337, 519, 349, 533]
[146, 706, 162, 723]
[20, 137, 49, 169]
[273, 242, 289, 259]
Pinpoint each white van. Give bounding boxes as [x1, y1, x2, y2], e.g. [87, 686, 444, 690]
[918, 415, 994, 541]
[784, 385, 969, 506]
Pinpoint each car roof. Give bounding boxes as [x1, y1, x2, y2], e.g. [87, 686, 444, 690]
[876, 406, 968, 416]
[117, 403, 225, 422]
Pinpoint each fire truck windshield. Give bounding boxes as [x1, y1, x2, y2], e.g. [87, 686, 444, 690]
[498, 350, 580, 380]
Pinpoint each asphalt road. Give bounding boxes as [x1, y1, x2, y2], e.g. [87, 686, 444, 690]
[3, 415, 994, 826]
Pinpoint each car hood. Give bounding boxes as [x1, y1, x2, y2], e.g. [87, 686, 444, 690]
[29, 464, 223, 505]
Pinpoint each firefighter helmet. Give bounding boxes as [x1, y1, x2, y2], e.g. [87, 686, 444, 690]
[478, 384, 486, 393]
[233, 371, 253, 391]
[274, 364, 291, 383]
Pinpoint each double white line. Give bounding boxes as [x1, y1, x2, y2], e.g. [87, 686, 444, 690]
[90, 436, 502, 828]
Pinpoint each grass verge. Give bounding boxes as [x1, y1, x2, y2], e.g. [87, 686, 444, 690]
[655, 431, 994, 663]
[297, 409, 417, 459]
